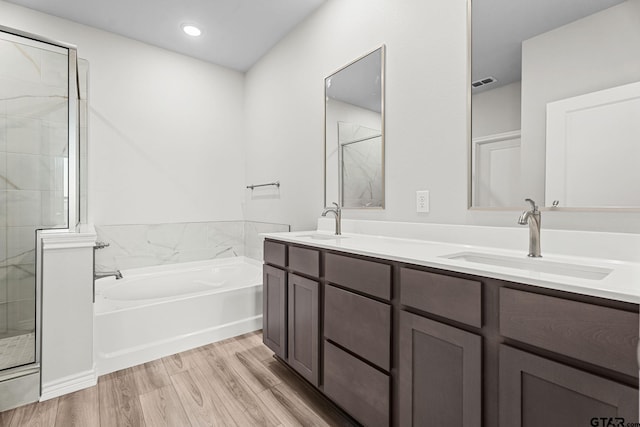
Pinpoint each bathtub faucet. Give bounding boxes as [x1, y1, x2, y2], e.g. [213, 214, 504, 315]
[94, 270, 123, 280]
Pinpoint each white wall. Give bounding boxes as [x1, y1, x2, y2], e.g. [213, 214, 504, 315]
[244, 0, 469, 230]
[4, 0, 640, 234]
[520, 0, 640, 205]
[245, 0, 640, 233]
[472, 81, 521, 138]
[0, 1, 246, 225]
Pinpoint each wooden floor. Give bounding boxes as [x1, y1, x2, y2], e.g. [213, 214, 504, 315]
[0, 331, 357, 426]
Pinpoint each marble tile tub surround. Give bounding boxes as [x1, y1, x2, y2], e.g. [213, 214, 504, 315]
[318, 218, 640, 263]
[244, 221, 291, 261]
[95, 221, 289, 271]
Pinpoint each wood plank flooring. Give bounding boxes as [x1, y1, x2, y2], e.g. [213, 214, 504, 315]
[0, 331, 358, 426]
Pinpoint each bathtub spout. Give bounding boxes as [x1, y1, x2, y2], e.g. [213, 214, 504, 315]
[95, 270, 123, 280]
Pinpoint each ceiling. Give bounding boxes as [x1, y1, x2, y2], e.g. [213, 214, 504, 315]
[326, 48, 382, 113]
[5, 0, 326, 72]
[472, 0, 625, 92]
[5, 0, 626, 89]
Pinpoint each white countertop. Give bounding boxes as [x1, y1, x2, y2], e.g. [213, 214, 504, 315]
[262, 229, 640, 304]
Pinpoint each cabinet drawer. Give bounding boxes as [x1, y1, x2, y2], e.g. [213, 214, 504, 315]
[324, 341, 389, 427]
[400, 268, 482, 328]
[500, 288, 639, 377]
[288, 246, 320, 277]
[264, 240, 286, 268]
[325, 253, 391, 300]
[324, 285, 391, 370]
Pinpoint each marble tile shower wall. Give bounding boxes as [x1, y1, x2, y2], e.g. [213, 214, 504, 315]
[95, 221, 289, 271]
[1, 37, 69, 335]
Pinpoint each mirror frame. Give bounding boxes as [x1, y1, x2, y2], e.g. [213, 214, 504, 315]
[324, 44, 386, 209]
[466, 0, 640, 212]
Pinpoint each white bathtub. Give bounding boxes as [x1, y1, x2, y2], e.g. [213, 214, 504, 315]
[94, 257, 263, 375]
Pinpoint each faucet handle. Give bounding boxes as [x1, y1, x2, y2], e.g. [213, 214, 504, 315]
[524, 198, 538, 212]
[94, 241, 110, 250]
[332, 202, 340, 211]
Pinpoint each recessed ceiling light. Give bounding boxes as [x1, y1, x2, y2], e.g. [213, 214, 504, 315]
[182, 24, 202, 37]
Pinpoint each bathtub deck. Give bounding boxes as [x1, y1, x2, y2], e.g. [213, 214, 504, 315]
[0, 331, 357, 426]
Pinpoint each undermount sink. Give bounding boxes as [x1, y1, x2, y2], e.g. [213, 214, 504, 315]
[297, 234, 348, 240]
[442, 252, 612, 280]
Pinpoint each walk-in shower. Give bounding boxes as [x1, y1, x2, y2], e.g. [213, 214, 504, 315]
[0, 25, 80, 411]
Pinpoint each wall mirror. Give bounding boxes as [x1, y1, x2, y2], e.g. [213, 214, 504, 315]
[470, 0, 640, 209]
[325, 46, 385, 209]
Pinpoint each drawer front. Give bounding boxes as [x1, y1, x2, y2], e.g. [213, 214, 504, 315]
[500, 288, 639, 377]
[324, 341, 390, 427]
[324, 285, 391, 370]
[288, 246, 320, 277]
[264, 240, 286, 268]
[400, 268, 482, 328]
[325, 253, 391, 300]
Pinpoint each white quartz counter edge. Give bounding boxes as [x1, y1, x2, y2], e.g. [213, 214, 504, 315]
[262, 231, 640, 304]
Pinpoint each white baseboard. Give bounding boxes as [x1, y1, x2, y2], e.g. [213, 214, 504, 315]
[40, 366, 97, 401]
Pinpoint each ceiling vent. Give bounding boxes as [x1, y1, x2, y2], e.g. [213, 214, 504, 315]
[472, 76, 497, 88]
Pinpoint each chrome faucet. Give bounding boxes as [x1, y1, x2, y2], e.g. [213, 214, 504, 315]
[322, 202, 342, 235]
[94, 270, 123, 280]
[518, 198, 541, 257]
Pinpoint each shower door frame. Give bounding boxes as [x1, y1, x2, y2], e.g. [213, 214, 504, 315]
[0, 24, 79, 407]
[0, 24, 80, 229]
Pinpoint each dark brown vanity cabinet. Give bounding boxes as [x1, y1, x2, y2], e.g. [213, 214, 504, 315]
[500, 345, 637, 427]
[263, 264, 287, 359]
[287, 273, 319, 386]
[398, 311, 482, 427]
[324, 340, 390, 427]
[499, 287, 639, 427]
[263, 241, 321, 385]
[398, 268, 483, 427]
[323, 253, 392, 427]
[263, 239, 639, 427]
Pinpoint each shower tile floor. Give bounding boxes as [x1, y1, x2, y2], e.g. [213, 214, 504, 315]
[0, 333, 35, 371]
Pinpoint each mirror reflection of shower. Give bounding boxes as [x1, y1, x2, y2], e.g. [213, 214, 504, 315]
[338, 122, 383, 208]
[0, 24, 82, 410]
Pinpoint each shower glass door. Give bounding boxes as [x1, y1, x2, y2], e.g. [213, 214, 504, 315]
[0, 29, 71, 371]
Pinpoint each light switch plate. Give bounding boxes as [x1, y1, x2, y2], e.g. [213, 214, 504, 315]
[416, 190, 429, 213]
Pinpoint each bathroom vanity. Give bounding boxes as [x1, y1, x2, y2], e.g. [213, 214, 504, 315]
[262, 228, 639, 427]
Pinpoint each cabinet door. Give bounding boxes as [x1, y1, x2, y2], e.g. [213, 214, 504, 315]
[500, 345, 638, 427]
[288, 273, 319, 386]
[398, 311, 481, 427]
[263, 265, 287, 359]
